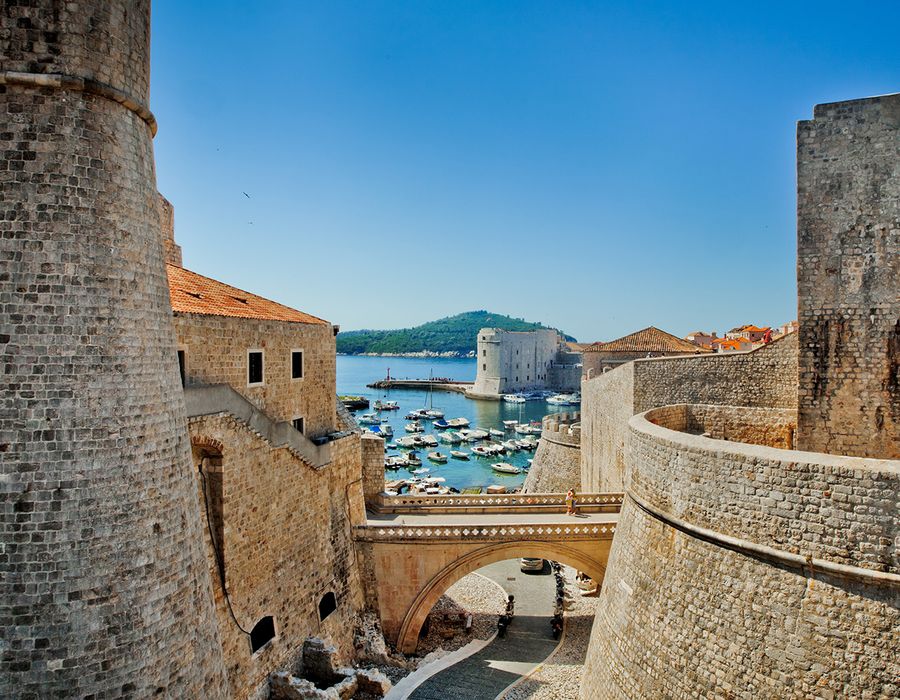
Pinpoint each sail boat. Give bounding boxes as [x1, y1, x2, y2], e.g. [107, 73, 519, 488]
[424, 369, 444, 419]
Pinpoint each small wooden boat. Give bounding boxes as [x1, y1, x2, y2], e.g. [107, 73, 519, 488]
[450, 450, 469, 460]
[492, 462, 521, 475]
[427, 451, 447, 463]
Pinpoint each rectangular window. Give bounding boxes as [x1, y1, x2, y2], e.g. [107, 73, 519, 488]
[291, 350, 304, 379]
[482, 349, 486, 357]
[248, 350, 264, 385]
[483, 363, 486, 370]
[292, 417, 304, 434]
[177, 350, 186, 387]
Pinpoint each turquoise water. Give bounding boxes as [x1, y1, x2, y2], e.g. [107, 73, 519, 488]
[337, 355, 577, 491]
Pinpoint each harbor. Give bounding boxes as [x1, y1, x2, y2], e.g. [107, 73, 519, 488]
[338, 355, 578, 492]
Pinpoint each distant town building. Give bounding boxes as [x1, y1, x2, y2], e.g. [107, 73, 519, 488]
[582, 326, 710, 378]
[685, 331, 718, 349]
[468, 328, 582, 398]
[776, 320, 799, 338]
[726, 324, 771, 342]
[711, 336, 753, 353]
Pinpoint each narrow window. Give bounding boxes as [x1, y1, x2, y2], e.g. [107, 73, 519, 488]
[319, 592, 337, 621]
[250, 616, 276, 653]
[292, 417, 304, 434]
[177, 350, 186, 387]
[248, 351, 263, 385]
[291, 350, 303, 379]
[482, 349, 486, 357]
[483, 363, 486, 371]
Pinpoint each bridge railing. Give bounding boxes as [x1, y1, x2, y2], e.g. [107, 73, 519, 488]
[376, 492, 624, 510]
[355, 521, 618, 542]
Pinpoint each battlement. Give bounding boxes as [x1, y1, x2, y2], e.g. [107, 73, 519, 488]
[541, 411, 581, 444]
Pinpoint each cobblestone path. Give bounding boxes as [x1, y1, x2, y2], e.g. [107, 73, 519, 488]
[408, 559, 559, 700]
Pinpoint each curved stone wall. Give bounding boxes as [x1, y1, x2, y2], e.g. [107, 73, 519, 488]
[523, 413, 581, 493]
[580, 406, 900, 698]
[0, 3, 227, 697]
[632, 405, 897, 572]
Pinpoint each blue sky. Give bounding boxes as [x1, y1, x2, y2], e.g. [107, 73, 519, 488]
[150, 1, 899, 342]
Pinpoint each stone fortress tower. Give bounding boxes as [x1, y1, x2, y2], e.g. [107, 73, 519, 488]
[469, 327, 581, 398]
[0, 2, 228, 697]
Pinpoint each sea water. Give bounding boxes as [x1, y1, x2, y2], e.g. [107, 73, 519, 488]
[337, 355, 577, 491]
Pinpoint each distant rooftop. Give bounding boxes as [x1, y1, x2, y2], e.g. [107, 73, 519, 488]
[167, 264, 328, 325]
[584, 326, 710, 354]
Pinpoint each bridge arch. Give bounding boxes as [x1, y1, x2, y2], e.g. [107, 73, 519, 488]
[395, 540, 608, 653]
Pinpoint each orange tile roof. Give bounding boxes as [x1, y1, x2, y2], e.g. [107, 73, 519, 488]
[167, 264, 328, 325]
[583, 326, 711, 354]
[741, 325, 770, 333]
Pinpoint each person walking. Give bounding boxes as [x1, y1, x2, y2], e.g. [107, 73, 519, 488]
[565, 489, 577, 516]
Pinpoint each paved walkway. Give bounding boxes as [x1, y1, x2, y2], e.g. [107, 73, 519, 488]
[408, 559, 559, 700]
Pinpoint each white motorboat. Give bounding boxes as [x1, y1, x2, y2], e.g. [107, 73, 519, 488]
[465, 429, 488, 441]
[427, 451, 447, 463]
[489, 428, 504, 437]
[376, 424, 393, 437]
[503, 394, 526, 403]
[395, 436, 418, 448]
[492, 462, 522, 475]
[486, 443, 506, 455]
[358, 413, 380, 424]
[547, 393, 580, 406]
[424, 476, 446, 483]
[502, 420, 518, 429]
[425, 409, 444, 419]
[411, 467, 430, 475]
[439, 431, 463, 444]
[447, 417, 470, 428]
[404, 421, 424, 433]
[471, 445, 492, 457]
[420, 435, 438, 447]
[374, 400, 400, 411]
[450, 450, 469, 460]
[406, 409, 429, 419]
[502, 440, 520, 452]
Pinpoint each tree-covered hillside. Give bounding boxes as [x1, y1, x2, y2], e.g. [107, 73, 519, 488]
[336, 310, 575, 355]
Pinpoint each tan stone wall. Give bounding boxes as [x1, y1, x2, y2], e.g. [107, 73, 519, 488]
[581, 334, 798, 491]
[190, 414, 367, 699]
[630, 408, 897, 572]
[174, 313, 337, 436]
[0, 3, 227, 696]
[796, 94, 900, 459]
[580, 500, 899, 700]
[523, 413, 581, 493]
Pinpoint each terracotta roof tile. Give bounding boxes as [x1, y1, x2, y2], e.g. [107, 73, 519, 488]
[167, 264, 328, 325]
[583, 326, 711, 354]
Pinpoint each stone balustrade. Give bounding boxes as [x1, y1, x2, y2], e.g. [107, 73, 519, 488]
[377, 491, 622, 510]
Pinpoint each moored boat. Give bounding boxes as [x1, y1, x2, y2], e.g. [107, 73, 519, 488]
[427, 451, 447, 463]
[374, 400, 400, 411]
[432, 419, 450, 430]
[420, 434, 438, 447]
[503, 394, 526, 403]
[358, 413, 380, 424]
[447, 417, 470, 428]
[439, 431, 463, 444]
[404, 421, 424, 433]
[450, 450, 469, 460]
[492, 462, 522, 475]
[489, 428, 504, 437]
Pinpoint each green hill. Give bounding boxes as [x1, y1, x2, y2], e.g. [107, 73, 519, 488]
[336, 311, 576, 356]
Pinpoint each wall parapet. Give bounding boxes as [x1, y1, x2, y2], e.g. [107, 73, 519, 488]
[184, 384, 346, 469]
[630, 405, 900, 574]
[375, 492, 623, 510]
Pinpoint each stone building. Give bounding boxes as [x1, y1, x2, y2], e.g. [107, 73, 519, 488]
[581, 325, 710, 378]
[522, 412, 581, 493]
[468, 328, 581, 398]
[166, 238, 371, 698]
[578, 93, 899, 699]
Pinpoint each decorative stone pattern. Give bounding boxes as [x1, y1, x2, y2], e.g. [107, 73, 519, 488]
[523, 413, 582, 493]
[0, 2, 228, 697]
[581, 333, 798, 492]
[378, 492, 623, 510]
[190, 413, 367, 699]
[796, 93, 900, 459]
[356, 522, 617, 542]
[580, 500, 900, 699]
[631, 406, 898, 573]
[173, 312, 337, 436]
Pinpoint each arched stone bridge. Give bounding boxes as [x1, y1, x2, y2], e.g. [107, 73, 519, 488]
[355, 492, 622, 652]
